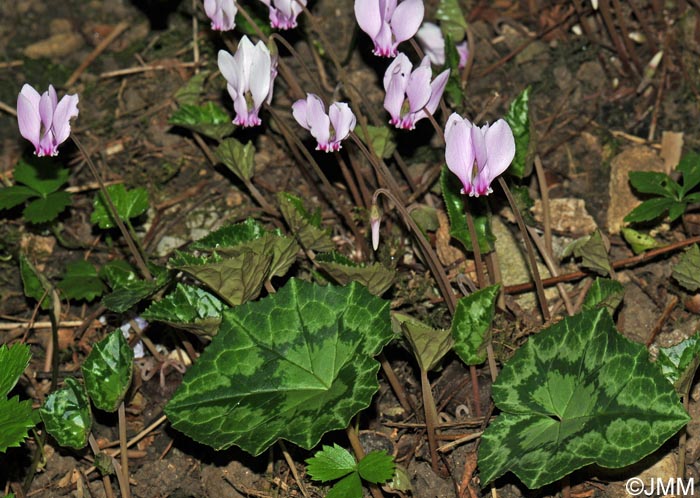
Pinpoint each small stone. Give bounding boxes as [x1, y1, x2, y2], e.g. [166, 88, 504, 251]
[531, 198, 597, 235]
[24, 32, 84, 59]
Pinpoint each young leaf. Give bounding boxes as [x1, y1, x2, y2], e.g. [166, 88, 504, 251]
[0, 344, 31, 398]
[436, 0, 467, 41]
[306, 444, 357, 482]
[624, 197, 678, 223]
[357, 125, 396, 159]
[101, 264, 169, 313]
[40, 378, 92, 449]
[393, 313, 453, 372]
[0, 397, 38, 453]
[169, 102, 236, 141]
[478, 308, 689, 489]
[19, 255, 52, 310]
[315, 252, 395, 295]
[357, 451, 395, 484]
[91, 184, 149, 229]
[0, 186, 37, 211]
[628, 171, 680, 199]
[451, 285, 500, 365]
[82, 330, 134, 412]
[503, 87, 532, 178]
[562, 230, 611, 275]
[657, 333, 700, 390]
[621, 228, 661, 255]
[326, 472, 363, 498]
[440, 166, 495, 254]
[58, 260, 105, 302]
[142, 283, 225, 337]
[23, 191, 71, 223]
[216, 138, 256, 182]
[582, 278, 624, 313]
[13, 158, 69, 196]
[165, 279, 393, 455]
[672, 244, 700, 291]
[278, 192, 334, 252]
[678, 151, 700, 196]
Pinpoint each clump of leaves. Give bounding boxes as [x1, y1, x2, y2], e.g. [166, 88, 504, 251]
[0, 344, 38, 453]
[306, 444, 395, 498]
[0, 158, 71, 223]
[625, 150, 700, 224]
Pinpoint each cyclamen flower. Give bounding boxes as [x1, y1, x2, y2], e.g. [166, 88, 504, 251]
[292, 94, 356, 152]
[416, 22, 469, 68]
[204, 0, 237, 31]
[218, 36, 277, 127]
[17, 84, 79, 157]
[444, 113, 515, 197]
[259, 0, 306, 29]
[383, 53, 449, 130]
[354, 0, 424, 57]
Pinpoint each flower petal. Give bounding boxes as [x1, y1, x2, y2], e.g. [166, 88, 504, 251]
[51, 93, 79, 147]
[416, 22, 445, 66]
[329, 102, 356, 144]
[483, 119, 515, 181]
[390, 0, 424, 44]
[444, 113, 475, 195]
[424, 68, 449, 114]
[248, 42, 272, 109]
[405, 66, 431, 113]
[355, 0, 382, 39]
[382, 52, 411, 91]
[305, 94, 330, 147]
[218, 49, 240, 90]
[17, 85, 42, 150]
[291, 98, 309, 130]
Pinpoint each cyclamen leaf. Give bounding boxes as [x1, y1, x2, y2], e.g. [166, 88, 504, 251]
[82, 330, 134, 412]
[503, 86, 532, 178]
[451, 285, 500, 365]
[99, 260, 140, 289]
[0, 344, 31, 398]
[0, 186, 37, 211]
[278, 192, 335, 252]
[216, 138, 256, 182]
[678, 151, 700, 196]
[23, 191, 71, 224]
[357, 125, 396, 160]
[91, 184, 149, 229]
[58, 260, 105, 302]
[672, 244, 700, 292]
[624, 197, 678, 223]
[174, 71, 209, 106]
[20, 255, 52, 310]
[0, 397, 38, 453]
[582, 278, 624, 313]
[142, 283, 225, 337]
[628, 171, 680, 198]
[440, 166, 495, 254]
[306, 444, 357, 482]
[315, 252, 395, 296]
[436, 0, 467, 41]
[40, 378, 92, 449]
[562, 230, 611, 275]
[169, 102, 235, 141]
[101, 266, 169, 313]
[393, 312, 452, 372]
[657, 333, 700, 391]
[13, 158, 69, 196]
[478, 308, 689, 489]
[357, 451, 395, 484]
[165, 280, 393, 455]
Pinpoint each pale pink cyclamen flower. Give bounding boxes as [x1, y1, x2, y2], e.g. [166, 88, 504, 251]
[383, 52, 449, 130]
[17, 84, 79, 157]
[204, 0, 237, 31]
[259, 0, 307, 29]
[354, 0, 424, 57]
[292, 94, 356, 152]
[415, 22, 469, 68]
[444, 113, 515, 197]
[218, 36, 277, 127]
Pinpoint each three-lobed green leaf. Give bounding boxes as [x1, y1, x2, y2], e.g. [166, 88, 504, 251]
[82, 330, 134, 412]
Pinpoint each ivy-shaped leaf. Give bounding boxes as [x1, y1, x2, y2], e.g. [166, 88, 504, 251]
[58, 260, 105, 302]
[278, 192, 335, 252]
[169, 102, 235, 141]
[504, 86, 532, 179]
[316, 252, 395, 295]
[165, 279, 393, 455]
[582, 277, 624, 313]
[672, 244, 700, 292]
[440, 166, 495, 254]
[478, 308, 689, 489]
[216, 138, 256, 182]
[40, 378, 92, 450]
[393, 313, 452, 372]
[451, 285, 500, 365]
[91, 184, 149, 229]
[82, 331, 134, 412]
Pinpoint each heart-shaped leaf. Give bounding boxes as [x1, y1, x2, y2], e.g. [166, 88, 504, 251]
[58, 260, 105, 302]
[40, 378, 92, 449]
[478, 308, 689, 489]
[393, 313, 452, 372]
[562, 230, 611, 275]
[657, 333, 700, 393]
[169, 102, 235, 141]
[100, 266, 169, 313]
[452, 285, 500, 365]
[91, 184, 149, 229]
[316, 252, 395, 295]
[582, 277, 624, 313]
[216, 138, 256, 182]
[357, 125, 396, 159]
[165, 279, 393, 455]
[82, 330, 134, 412]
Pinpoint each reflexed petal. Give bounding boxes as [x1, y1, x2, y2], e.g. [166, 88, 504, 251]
[218, 50, 240, 90]
[291, 98, 309, 130]
[329, 102, 356, 143]
[471, 124, 487, 173]
[248, 42, 272, 108]
[424, 68, 449, 114]
[390, 0, 424, 44]
[17, 85, 42, 150]
[405, 66, 431, 113]
[220, 0, 237, 30]
[445, 114, 475, 194]
[373, 22, 394, 56]
[355, 0, 382, 38]
[416, 22, 445, 66]
[305, 94, 331, 147]
[51, 94, 79, 146]
[380, 0, 396, 19]
[38, 89, 55, 134]
[383, 71, 406, 124]
[382, 53, 411, 91]
[234, 36, 257, 86]
[483, 119, 515, 180]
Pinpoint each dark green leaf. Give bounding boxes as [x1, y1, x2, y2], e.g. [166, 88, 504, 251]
[440, 166, 495, 253]
[58, 260, 105, 302]
[621, 228, 661, 255]
[0, 397, 38, 453]
[503, 87, 532, 178]
[91, 184, 149, 229]
[23, 191, 71, 224]
[169, 103, 235, 141]
[357, 451, 395, 484]
[582, 278, 624, 313]
[99, 260, 140, 289]
[216, 138, 256, 182]
[40, 378, 92, 449]
[668, 201, 687, 221]
[0, 185, 37, 211]
[191, 218, 266, 250]
[451, 285, 500, 365]
[82, 331, 134, 412]
[174, 71, 209, 106]
[19, 255, 52, 310]
[436, 0, 467, 41]
[236, 9, 272, 37]
[562, 230, 611, 275]
[101, 265, 169, 313]
[393, 312, 452, 371]
[478, 309, 690, 489]
[278, 192, 335, 252]
[326, 472, 363, 498]
[624, 197, 678, 223]
[672, 244, 700, 292]
[316, 252, 395, 295]
[0, 344, 31, 398]
[165, 280, 393, 455]
[306, 444, 357, 482]
[13, 158, 69, 196]
[628, 171, 680, 199]
[357, 125, 396, 160]
[142, 283, 225, 337]
[677, 151, 700, 196]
